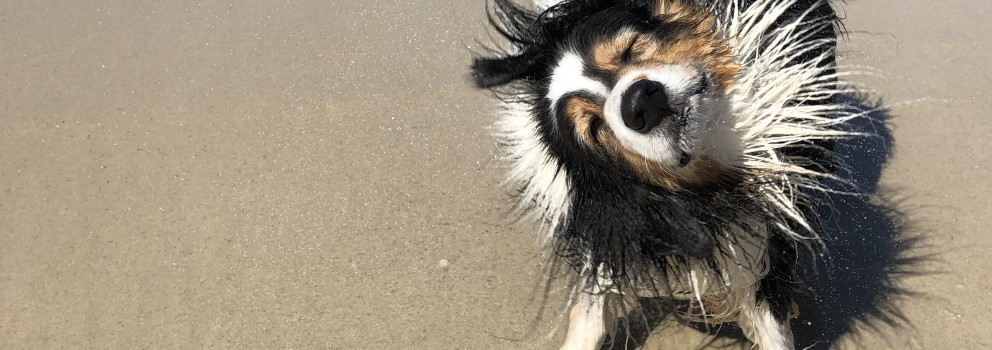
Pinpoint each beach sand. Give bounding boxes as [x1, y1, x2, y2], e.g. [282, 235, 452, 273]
[2, 0, 990, 348]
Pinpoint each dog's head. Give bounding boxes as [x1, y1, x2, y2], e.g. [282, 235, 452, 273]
[474, 0, 743, 191]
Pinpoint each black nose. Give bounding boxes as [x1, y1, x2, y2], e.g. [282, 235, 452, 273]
[620, 80, 674, 133]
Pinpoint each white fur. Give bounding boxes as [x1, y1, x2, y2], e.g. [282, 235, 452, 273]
[496, 0, 860, 348]
[726, 0, 856, 242]
[547, 52, 609, 109]
[677, 0, 857, 347]
[559, 292, 611, 350]
[654, 1, 856, 345]
[739, 300, 796, 350]
[602, 65, 720, 167]
[495, 52, 608, 245]
[494, 100, 571, 244]
[533, 0, 563, 11]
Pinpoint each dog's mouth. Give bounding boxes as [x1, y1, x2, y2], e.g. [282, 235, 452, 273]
[669, 106, 693, 136]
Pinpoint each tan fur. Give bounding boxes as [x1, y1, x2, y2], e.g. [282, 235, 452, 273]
[563, 96, 739, 190]
[616, 152, 741, 190]
[563, 96, 604, 143]
[592, 2, 738, 92]
[583, 2, 742, 190]
[655, 0, 693, 16]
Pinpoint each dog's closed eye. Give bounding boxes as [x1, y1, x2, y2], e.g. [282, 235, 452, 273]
[619, 35, 639, 63]
[589, 116, 606, 143]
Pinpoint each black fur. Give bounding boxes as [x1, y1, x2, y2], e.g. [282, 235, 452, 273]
[472, 0, 840, 326]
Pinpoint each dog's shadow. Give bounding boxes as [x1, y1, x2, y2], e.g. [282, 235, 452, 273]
[605, 96, 927, 350]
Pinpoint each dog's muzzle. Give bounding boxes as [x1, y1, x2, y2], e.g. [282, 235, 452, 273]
[619, 79, 675, 134]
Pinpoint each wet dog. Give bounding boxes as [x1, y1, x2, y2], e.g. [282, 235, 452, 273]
[471, 1, 852, 348]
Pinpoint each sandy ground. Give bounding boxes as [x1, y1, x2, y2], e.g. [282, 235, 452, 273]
[1, 0, 990, 349]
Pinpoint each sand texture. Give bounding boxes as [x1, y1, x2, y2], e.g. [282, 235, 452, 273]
[2, 0, 990, 349]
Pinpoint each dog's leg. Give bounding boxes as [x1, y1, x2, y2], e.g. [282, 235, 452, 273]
[560, 292, 613, 350]
[737, 298, 795, 350]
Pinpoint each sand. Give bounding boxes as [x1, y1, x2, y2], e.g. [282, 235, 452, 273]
[1, 0, 990, 349]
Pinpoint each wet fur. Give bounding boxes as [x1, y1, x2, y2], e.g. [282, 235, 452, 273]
[471, 0, 858, 348]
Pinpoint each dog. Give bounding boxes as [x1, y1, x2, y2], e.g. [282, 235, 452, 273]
[471, 0, 857, 349]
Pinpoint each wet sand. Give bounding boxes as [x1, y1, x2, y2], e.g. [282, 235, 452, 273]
[2, 0, 990, 349]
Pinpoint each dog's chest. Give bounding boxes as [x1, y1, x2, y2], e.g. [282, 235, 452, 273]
[596, 220, 771, 308]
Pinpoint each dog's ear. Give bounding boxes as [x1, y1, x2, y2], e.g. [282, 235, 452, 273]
[564, 179, 715, 261]
[471, 51, 540, 88]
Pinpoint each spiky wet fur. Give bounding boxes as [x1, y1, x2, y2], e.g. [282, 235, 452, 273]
[472, 0, 862, 343]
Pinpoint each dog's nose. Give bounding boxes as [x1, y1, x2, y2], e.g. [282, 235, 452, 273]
[620, 80, 674, 133]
